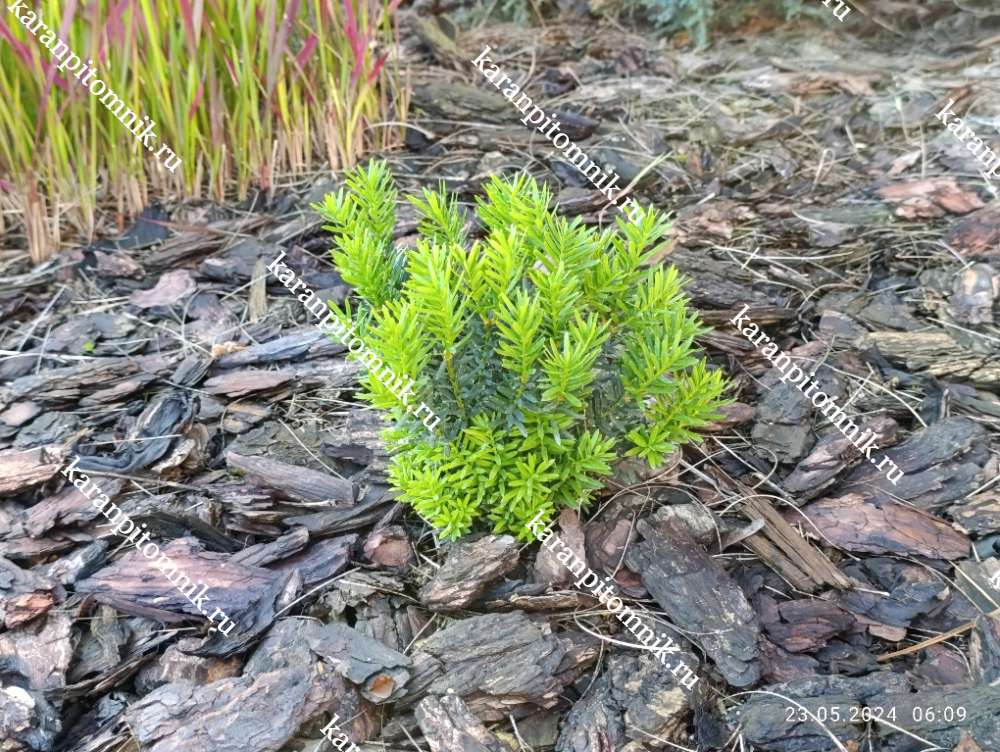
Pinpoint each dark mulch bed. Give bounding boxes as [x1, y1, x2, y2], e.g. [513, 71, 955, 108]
[2, 8, 1000, 752]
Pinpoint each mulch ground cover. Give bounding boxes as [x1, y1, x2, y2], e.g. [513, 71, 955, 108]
[2, 8, 999, 752]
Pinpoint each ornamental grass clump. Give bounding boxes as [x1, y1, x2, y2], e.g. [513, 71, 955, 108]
[315, 161, 729, 540]
[1, 0, 405, 262]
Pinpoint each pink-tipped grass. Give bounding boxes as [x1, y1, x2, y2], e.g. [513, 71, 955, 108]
[0, 0, 405, 262]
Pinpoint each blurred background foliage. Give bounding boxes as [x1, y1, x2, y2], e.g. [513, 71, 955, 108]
[456, 0, 996, 47]
[0, 0, 407, 261]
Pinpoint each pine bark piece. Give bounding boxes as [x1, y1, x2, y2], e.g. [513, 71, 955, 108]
[363, 525, 414, 573]
[955, 731, 985, 752]
[129, 270, 198, 308]
[43, 540, 109, 586]
[858, 330, 1000, 386]
[732, 673, 911, 752]
[5, 354, 176, 405]
[534, 511, 587, 587]
[227, 451, 357, 503]
[0, 556, 58, 630]
[321, 410, 391, 474]
[585, 514, 638, 578]
[750, 384, 814, 462]
[970, 613, 1000, 685]
[835, 559, 949, 632]
[951, 491, 1000, 536]
[79, 373, 158, 405]
[763, 599, 855, 653]
[0, 401, 42, 427]
[68, 605, 132, 684]
[0, 685, 61, 752]
[303, 621, 411, 703]
[555, 655, 627, 752]
[203, 369, 293, 397]
[951, 263, 997, 325]
[842, 416, 990, 509]
[214, 328, 341, 368]
[74, 390, 196, 474]
[75, 537, 292, 648]
[555, 654, 689, 752]
[231, 527, 310, 567]
[876, 177, 984, 218]
[944, 204, 1000, 258]
[408, 612, 573, 720]
[622, 657, 690, 747]
[799, 494, 970, 560]
[415, 695, 506, 752]
[24, 478, 123, 536]
[419, 534, 520, 611]
[0, 445, 67, 495]
[270, 534, 356, 587]
[872, 687, 1000, 749]
[784, 416, 897, 500]
[625, 517, 761, 687]
[124, 668, 340, 752]
[0, 611, 73, 691]
[242, 619, 382, 743]
[285, 492, 394, 535]
[134, 637, 242, 694]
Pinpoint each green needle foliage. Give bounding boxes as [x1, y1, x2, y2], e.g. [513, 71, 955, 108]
[315, 161, 729, 540]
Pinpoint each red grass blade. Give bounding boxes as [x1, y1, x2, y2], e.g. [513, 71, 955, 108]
[366, 52, 386, 85]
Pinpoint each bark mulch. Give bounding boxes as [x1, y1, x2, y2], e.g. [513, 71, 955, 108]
[1, 9, 999, 752]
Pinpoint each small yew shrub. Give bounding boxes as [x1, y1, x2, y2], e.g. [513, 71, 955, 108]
[314, 161, 728, 540]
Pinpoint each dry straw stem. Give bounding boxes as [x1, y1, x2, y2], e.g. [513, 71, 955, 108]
[0, 0, 407, 263]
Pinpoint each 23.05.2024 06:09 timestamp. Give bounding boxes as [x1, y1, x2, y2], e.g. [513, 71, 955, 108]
[785, 705, 968, 724]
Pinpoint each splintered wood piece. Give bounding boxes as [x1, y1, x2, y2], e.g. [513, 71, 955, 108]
[248, 257, 267, 323]
[741, 494, 852, 591]
[415, 694, 506, 752]
[227, 451, 356, 503]
[742, 534, 813, 592]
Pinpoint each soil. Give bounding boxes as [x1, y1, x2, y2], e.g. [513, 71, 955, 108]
[2, 6, 1000, 752]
